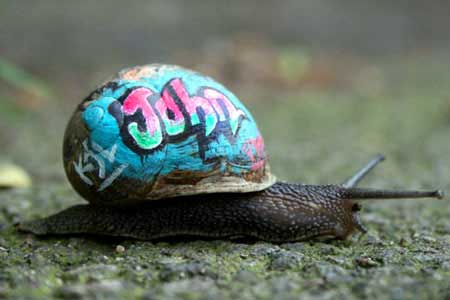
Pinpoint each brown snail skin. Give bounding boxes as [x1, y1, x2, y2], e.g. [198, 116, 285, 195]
[19, 155, 444, 242]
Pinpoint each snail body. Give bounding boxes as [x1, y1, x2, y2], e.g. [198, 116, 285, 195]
[19, 64, 443, 242]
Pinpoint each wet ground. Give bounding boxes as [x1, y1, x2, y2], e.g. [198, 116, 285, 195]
[0, 54, 449, 299]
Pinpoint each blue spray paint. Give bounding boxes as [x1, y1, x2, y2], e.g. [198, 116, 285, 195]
[80, 65, 265, 187]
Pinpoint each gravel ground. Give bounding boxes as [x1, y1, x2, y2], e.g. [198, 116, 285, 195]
[0, 57, 449, 299]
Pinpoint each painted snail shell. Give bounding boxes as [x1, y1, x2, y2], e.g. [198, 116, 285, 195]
[63, 64, 276, 205]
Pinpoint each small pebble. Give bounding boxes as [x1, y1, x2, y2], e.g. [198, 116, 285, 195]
[319, 244, 337, 255]
[250, 243, 279, 257]
[269, 251, 303, 271]
[355, 257, 378, 268]
[314, 262, 350, 284]
[421, 236, 436, 243]
[399, 237, 409, 247]
[412, 232, 421, 239]
[23, 235, 34, 247]
[280, 242, 306, 251]
[158, 262, 216, 281]
[115, 245, 125, 253]
[327, 256, 345, 265]
[364, 234, 384, 246]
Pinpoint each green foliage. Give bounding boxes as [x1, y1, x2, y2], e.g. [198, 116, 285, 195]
[0, 57, 51, 98]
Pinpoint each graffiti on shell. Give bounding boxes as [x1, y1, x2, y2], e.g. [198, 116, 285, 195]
[119, 78, 246, 153]
[73, 140, 128, 191]
[241, 136, 266, 170]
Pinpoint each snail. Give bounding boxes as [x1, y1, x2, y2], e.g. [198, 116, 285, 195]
[19, 64, 444, 242]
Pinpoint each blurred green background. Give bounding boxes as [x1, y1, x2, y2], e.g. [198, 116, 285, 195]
[0, 1, 449, 299]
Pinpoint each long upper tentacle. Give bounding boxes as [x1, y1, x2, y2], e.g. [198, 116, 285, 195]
[342, 154, 385, 188]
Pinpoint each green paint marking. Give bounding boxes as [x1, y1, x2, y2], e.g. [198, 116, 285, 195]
[191, 113, 200, 125]
[128, 123, 162, 150]
[191, 113, 217, 136]
[164, 121, 185, 136]
[204, 114, 217, 136]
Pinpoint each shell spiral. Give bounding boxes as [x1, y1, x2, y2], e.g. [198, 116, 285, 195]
[63, 64, 276, 205]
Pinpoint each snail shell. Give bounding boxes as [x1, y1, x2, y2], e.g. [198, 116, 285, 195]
[64, 64, 276, 205]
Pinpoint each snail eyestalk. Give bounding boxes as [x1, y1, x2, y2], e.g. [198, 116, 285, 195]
[343, 154, 385, 188]
[344, 187, 445, 200]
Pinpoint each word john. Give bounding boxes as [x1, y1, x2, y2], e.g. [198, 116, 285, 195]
[119, 78, 246, 152]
